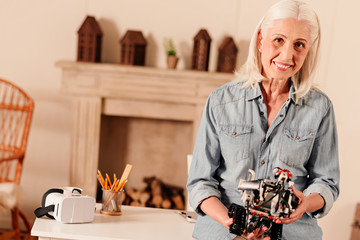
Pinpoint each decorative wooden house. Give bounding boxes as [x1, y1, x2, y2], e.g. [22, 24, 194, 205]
[217, 37, 238, 73]
[77, 16, 103, 62]
[191, 29, 212, 71]
[120, 30, 147, 66]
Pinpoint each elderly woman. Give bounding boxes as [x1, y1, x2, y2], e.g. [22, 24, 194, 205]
[186, 0, 340, 239]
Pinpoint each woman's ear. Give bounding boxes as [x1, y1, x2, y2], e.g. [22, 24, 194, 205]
[257, 30, 263, 52]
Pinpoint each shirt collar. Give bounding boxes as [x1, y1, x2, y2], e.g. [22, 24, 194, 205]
[289, 82, 304, 105]
[288, 83, 296, 104]
[245, 81, 302, 105]
[245, 84, 262, 101]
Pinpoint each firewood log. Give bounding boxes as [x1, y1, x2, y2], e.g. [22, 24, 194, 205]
[139, 191, 150, 205]
[151, 179, 162, 196]
[161, 198, 172, 209]
[152, 194, 163, 208]
[130, 200, 141, 206]
[172, 194, 185, 210]
[127, 188, 141, 201]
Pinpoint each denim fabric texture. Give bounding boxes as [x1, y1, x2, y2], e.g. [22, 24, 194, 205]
[186, 81, 340, 240]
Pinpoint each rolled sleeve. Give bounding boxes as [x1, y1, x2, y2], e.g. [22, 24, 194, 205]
[304, 183, 334, 218]
[189, 182, 221, 215]
[305, 101, 340, 218]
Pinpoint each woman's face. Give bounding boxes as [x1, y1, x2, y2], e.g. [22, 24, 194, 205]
[258, 18, 311, 81]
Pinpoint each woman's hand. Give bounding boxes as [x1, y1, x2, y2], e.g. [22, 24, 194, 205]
[224, 217, 234, 229]
[274, 185, 325, 225]
[241, 227, 271, 240]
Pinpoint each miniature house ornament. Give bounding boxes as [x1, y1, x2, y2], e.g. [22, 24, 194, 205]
[120, 30, 147, 66]
[191, 29, 212, 71]
[217, 36, 238, 73]
[77, 16, 103, 62]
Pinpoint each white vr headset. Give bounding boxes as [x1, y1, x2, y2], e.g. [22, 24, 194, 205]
[34, 187, 95, 223]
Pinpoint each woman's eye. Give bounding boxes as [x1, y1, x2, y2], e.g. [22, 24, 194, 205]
[274, 38, 283, 43]
[295, 42, 305, 49]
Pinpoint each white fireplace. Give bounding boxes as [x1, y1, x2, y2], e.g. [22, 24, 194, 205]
[56, 60, 232, 197]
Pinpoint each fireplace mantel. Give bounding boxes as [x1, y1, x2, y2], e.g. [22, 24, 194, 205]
[56, 60, 233, 197]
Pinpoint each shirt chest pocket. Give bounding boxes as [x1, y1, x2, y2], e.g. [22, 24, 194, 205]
[219, 124, 252, 162]
[280, 127, 316, 167]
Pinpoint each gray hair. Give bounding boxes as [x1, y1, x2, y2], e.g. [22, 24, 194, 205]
[234, 0, 321, 101]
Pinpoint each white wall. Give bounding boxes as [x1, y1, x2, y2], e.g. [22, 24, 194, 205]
[0, 0, 358, 239]
[315, 1, 360, 239]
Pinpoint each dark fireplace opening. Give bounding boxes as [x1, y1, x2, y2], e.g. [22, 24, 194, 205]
[96, 115, 193, 210]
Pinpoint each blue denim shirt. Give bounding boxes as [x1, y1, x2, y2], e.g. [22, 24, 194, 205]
[187, 81, 340, 240]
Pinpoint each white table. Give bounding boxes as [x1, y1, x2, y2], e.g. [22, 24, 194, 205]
[31, 205, 195, 240]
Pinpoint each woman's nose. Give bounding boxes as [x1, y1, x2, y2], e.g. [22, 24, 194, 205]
[280, 44, 294, 60]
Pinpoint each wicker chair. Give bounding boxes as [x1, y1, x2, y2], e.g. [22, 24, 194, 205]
[0, 78, 34, 240]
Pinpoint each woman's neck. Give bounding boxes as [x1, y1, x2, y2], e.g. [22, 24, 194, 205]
[260, 79, 290, 128]
[261, 79, 290, 95]
[261, 78, 290, 98]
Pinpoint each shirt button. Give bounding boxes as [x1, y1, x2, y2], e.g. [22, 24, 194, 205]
[260, 112, 264, 116]
[232, 132, 237, 135]
[261, 161, 265, 165]
[280, 114, 284, 117]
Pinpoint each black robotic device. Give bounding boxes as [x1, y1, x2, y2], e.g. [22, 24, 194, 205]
[228, 168, 298, 240]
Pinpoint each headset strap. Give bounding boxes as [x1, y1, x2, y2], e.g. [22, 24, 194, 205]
[34, 205, 55, 219]
[34, 188, 64, 219]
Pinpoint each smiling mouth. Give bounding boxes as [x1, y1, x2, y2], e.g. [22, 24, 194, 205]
[274, 61, 293, 70]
